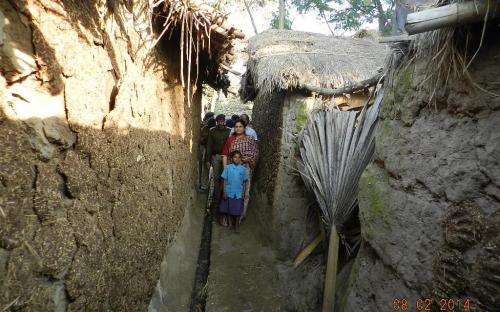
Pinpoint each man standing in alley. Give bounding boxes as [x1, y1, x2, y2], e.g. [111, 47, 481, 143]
[206, 114, 231, 209]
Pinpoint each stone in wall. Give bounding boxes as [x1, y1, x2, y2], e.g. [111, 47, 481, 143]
[0, 1, 200, 311]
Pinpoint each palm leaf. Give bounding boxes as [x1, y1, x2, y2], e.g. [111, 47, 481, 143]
[298, 90, 384, 234]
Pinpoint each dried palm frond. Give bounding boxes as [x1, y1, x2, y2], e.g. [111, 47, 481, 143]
[297, 90, 383, 312]
[298, 89, 384, 235]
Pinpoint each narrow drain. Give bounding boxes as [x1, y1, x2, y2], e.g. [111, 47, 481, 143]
[189, 207, 213, 312]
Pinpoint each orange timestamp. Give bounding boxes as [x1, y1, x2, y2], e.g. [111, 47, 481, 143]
[392, 297, 472, 311]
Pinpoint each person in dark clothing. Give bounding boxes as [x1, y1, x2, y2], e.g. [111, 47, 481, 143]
[204, 112, 215, 122]
[225, 118, 235, 128]
[200, 113, 215, 146]
[206, 114, 231, 211]
[199, 112, 215, 191]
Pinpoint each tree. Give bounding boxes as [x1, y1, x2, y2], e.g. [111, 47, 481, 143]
[292, 0, 394, 34]
[270, 9, 293, 29]
[270, 0, 292, 29]
[243, 0, 260, 34]
[239, 0, 277, 34]
[278, 0, 286, 29]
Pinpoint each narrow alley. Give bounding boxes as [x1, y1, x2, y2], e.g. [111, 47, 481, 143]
[1, 0, 499, 312]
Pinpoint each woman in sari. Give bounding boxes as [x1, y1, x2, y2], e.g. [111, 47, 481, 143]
[221, 119, 259, 220]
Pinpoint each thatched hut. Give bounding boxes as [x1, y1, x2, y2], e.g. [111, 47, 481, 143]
[240, 29, 387, 261]
[238, 30, 386, 309]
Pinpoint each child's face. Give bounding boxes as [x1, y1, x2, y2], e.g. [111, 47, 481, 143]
[232, 153, 241, 164]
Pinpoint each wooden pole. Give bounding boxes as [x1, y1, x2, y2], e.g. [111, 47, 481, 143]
[293, 234, 323, 268]
[378, 34, 415, 43]
[405, 0, 500, 35]
[322, 226, 340, 312]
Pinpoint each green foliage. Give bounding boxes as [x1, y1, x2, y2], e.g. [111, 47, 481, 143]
[291, 0, 393, 33]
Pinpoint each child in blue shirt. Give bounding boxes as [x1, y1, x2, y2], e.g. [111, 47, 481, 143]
[219, 150, 248, 233]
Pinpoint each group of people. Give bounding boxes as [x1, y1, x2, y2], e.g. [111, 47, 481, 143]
[199, 112, 259, 233]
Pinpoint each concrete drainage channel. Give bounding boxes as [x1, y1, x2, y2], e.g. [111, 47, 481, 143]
[148, 193, 209, 312]
[189, 209, 214, 311]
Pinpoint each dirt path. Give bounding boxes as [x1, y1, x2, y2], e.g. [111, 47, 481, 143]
[205, 212, 286, 312]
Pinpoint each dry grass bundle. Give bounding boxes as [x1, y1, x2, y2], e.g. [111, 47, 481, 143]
[152, 0, 244, 101]
[408, 28, 471, 103]
[241, 30, 387, 101]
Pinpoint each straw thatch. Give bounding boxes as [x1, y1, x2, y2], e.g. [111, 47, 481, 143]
[240, 30, 387, 101]
[384, 0, 500, 103]
[153, 0, 244, 92]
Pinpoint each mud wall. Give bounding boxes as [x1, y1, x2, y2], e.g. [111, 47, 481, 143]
[250, 91, 284, 239]
[251, 92, 317, 258]
[251, 92, 324, 310]
[0, 1, 201, 311]
[338, 36, 500, 311]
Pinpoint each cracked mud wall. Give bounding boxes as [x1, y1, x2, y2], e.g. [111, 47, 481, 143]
[337, 35, 500, 311]
[0, 1, 201, 311]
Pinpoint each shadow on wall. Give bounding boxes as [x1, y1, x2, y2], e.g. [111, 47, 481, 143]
[0, 1, 205, 310]
[0, 108, 199, 311]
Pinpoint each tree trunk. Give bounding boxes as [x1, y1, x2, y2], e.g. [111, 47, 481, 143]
[243, 0, 259, 35]
[374, 0, 389, 34]
[278, 0, 285, 29]
[322, 226, 340, 312]
[321, 11, 335, 36]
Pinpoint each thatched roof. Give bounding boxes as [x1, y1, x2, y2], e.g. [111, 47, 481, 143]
[154, 0, 244, 91]
[240, 30, 387, 101]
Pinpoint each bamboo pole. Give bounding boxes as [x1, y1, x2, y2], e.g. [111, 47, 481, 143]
[322, 226, 340, 312]
[378, 34, 415, 43]
[405, 0, 500, 35]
